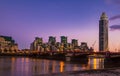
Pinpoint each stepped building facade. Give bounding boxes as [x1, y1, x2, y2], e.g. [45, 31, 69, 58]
[0, 35, 18, 53]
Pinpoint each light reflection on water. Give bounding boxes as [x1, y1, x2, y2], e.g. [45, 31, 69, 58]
[88, 58, 104, 69]
[0, 57, 114, 76]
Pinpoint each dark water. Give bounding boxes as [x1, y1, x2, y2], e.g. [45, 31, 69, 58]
[0, 57, 119, 76]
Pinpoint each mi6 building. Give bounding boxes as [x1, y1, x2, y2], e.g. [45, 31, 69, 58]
[0, 35, 18, 53]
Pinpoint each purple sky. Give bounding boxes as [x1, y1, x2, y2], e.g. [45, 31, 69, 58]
[0, 0, 120, 51]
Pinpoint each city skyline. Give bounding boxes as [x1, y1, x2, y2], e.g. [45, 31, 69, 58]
[0, 0, 120, 51]
[30, 36, 90, 52]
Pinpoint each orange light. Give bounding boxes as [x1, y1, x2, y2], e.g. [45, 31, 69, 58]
[93, 59, 97, 69]
[60, 61, 64, 72]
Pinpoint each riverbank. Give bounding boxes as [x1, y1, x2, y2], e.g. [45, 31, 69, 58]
[0, 52, 89, 62]
[39, 67, 120, 76]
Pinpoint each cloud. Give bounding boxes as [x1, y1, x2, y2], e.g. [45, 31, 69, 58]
[105, 0, 112, 4]
[105, 0, 120, 4]
[112, 0, 120, 4]
[106, 0, 120, 31]
[110, 25, 120, 31]
[105, 0, 120, 20]
[109, 15, 120, 20]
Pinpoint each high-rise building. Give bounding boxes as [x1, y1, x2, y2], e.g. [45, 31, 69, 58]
[99, 12, 109, 51]
[71, 39, 78, 47]
[30, 37, 43, 51]
[61, 36, 67, 44]
[61, 36, 68, 49]
[48, 36, 56, 45]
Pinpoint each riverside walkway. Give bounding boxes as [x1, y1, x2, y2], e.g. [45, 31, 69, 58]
[39, 68, 120, 76]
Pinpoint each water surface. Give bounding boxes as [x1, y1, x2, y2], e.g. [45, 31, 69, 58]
[0, 57, 119, 76]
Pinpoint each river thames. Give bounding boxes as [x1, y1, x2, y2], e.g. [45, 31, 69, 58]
[0, 57, 119, 76]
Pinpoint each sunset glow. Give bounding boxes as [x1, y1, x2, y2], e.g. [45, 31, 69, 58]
[0, 0, 120, 51]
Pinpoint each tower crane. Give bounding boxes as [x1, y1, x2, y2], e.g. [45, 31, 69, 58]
[92, 41, 96, 48]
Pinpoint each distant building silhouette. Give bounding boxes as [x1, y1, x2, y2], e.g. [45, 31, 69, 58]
[99, 12, 109, 51]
